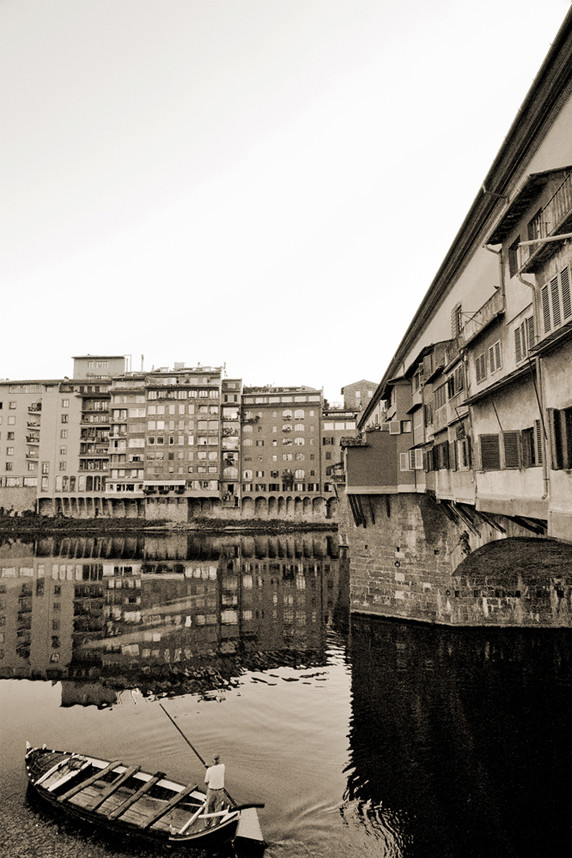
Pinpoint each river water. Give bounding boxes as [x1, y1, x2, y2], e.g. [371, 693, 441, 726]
[0, 531, 570, 858]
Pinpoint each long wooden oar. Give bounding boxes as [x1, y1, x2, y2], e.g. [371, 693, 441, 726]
[159, 702, 265, 849]
[158, 702, 239, 806]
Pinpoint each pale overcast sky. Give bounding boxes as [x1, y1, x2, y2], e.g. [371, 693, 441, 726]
[1, 0, 570, 402]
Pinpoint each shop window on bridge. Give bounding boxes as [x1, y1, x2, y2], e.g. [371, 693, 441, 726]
[548, 407, 572, 469]
[480, 434, 500, 470]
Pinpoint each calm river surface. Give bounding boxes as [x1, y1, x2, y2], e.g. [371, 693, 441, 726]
[0, 531, 570, 858]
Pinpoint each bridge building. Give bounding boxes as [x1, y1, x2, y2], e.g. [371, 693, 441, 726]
[340, 9, 572, 627]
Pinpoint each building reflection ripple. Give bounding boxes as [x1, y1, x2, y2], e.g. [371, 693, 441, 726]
[0, 532, 347, 706]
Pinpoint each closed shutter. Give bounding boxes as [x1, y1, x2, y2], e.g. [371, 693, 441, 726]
[548, 409, 564, 469]
[480, 434, 500, 470]
[551, 275, 561, 327]
[534, 419, 543, 465]
[503, 431, 520, 468]
[400, 452, 410, 471]
[514, 326, 523, 363]
[541, 284, 551, 332]
[561, 265, 571, 320]
[526, 316, 535, 349]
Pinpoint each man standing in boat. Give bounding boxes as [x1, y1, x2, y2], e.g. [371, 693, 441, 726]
[204, 753, 225, 820]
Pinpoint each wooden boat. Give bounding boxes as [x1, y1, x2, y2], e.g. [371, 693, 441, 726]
[25, 743, 264, 851]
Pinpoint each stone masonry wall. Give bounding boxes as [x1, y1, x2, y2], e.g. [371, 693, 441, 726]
[338, 492, 572, 628]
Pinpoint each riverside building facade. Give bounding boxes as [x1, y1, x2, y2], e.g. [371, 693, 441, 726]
[0, 359, 357, 523]
[339, 9, 572, 627]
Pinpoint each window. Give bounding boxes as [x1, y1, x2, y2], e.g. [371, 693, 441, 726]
[514, 317, 535, 363]
[489, 341, 502, 374]
[475, 352, 487, 384]
[540, 265, 571, 336]
[61, 414, 68, 423]
[509, 236, 520, 278]
[434, 384, 447, 410]
[548, 407, 572, 469]
[480, 434, 500, 470]
[522, 422, 543, 467]
[503, 431, 520, 469]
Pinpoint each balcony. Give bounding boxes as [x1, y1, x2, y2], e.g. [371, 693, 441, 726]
[460, 289, 505, 347]
[79, 446, 109, 458]
[27, 403, 42, 414]
[26, 434, 40, 445]
[519, 171, 572, 272]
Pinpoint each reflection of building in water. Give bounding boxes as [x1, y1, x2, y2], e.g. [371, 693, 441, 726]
[0, 534, 346, 690]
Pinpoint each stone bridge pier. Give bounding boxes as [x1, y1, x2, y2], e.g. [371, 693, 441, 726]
[339, 493, 572, 628]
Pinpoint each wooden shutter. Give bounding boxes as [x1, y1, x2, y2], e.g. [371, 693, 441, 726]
[550, 275, 561, 327]
[514, 326, 523, 363]
[480, 434, 500, 470]
[561, 265, 571, 320]
[534, 419, 543, 465]
[503, 431, 520, 468]
[547, 409, 563, 469]
[526, 316, 535, 350]
[541, 284, 551, 332]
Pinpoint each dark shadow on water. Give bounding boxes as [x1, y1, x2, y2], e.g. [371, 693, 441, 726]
[346, 615, 572, 858]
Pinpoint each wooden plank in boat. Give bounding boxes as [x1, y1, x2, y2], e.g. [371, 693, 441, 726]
[106, 772, 166, 820]
[90, 765, 141, 811]
[58, 760, 122, 802]
[36, 756, 72, 786]
[141, 783, 198, 830]
[47, 760, 91, 793]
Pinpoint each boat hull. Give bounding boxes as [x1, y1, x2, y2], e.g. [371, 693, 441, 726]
[25, 746, 241, 849]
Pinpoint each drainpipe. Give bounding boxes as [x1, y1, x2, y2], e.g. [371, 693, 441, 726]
[517, 272, 550, 500]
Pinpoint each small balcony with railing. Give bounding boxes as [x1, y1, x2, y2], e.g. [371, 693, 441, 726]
[460, 289, 505, 347]
[518, 171, 572, 273]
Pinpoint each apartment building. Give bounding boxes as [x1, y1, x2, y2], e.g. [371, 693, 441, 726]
[1, 363, 358, 522]
[240, 386, 329, 518]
